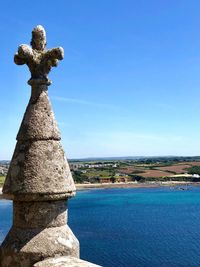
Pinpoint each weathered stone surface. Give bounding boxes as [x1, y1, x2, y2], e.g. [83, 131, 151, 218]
[0, 25, 80, 267]
[17, 87, 60, 141]
[3, 140, 75, 199]
[14, 25, 64, 85]
[13, 201, 68, 228]
[34, 256, 101, 267]
[2, 192, 76, 202]
[0, 225, 79, 267]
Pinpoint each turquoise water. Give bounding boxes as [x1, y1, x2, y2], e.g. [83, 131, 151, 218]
[1, 187, 200, 266]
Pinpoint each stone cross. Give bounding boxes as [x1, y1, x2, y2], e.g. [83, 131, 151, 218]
[0, 26, 80, 267]
[14, 25, 64, 86]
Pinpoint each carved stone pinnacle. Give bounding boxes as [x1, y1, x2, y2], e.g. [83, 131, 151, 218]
[0, 25, 79, 267]
[14, 25, 64, 86]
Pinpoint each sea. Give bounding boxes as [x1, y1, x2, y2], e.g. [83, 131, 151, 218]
[1, 187, 200, 267]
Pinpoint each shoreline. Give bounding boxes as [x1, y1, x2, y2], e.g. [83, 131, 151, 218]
[75, 182, 158, 190]
[75, 181, 199, 190]
[1, 181, 200, 196]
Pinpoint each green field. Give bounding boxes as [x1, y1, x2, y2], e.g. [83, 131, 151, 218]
[86, 169, 114, 178]
[0, 175, 5, 186]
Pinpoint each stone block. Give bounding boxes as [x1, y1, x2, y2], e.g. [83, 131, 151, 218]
[33, 256, 101, 267]
[0, 225, 79, 267]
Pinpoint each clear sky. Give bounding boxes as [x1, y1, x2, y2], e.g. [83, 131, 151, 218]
[1, 0, 200, 159]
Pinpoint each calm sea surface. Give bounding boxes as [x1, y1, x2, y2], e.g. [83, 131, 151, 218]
[1, 187, 200, 266]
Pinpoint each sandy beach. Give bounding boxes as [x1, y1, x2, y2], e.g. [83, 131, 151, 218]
[75, 181, 195, 190]
[75, 182, 158, 190]
[0, 181, 198, 196]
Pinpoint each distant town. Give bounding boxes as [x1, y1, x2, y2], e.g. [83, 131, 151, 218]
[2, 156, 200, 187]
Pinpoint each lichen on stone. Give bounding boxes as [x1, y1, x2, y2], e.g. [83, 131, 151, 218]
[14, 25, 64, 85]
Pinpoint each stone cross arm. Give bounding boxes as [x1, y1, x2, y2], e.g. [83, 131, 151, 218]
[43, 47, 64, 66]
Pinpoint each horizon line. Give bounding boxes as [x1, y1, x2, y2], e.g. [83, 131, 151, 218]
[1, 155, 200, 162]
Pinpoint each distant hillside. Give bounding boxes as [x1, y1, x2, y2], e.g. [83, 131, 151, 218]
[69, 156, 200, 163]
[0, 160, 10, 164]
[69, 156, 144, 162]
[2, 156, 200, 164]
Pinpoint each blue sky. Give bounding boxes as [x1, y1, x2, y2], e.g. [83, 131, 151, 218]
[1, 0, 200, 159]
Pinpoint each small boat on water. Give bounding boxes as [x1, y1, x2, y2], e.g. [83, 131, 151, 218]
[176, 184, 190, 191]
[170, 184, 191, 191]
[178, 187, 187, 190]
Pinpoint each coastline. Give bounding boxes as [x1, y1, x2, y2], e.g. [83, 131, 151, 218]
[75, 182, 158, 190]
[75, 181, 197, 190]
[0, 181, 199, 196]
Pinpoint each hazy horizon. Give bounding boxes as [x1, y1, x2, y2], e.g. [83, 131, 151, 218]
[1, 154, 200, 162]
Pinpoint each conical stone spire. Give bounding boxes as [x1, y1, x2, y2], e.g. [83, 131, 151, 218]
[0, 25, 79, 266]
[3, 25, 75, 200]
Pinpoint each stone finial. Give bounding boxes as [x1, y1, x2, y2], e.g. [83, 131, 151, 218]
[14, 25, 64, 85]
[2, 25, 75, 199]
[0, 25, 79, 266]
